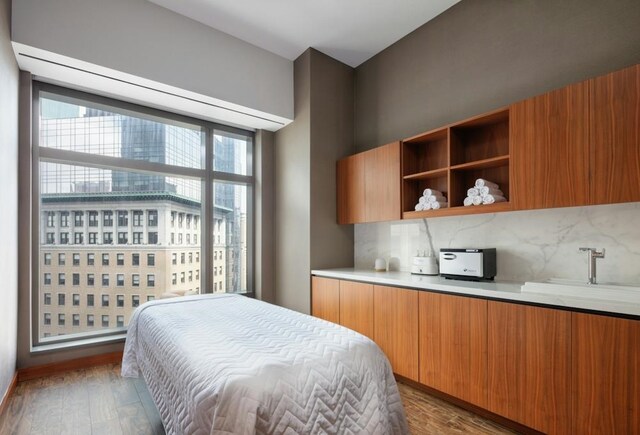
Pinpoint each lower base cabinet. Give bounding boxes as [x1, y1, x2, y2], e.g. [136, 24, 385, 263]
[339, 280, 374, 339]
[311, 276, 340, 323]
[487, 301, 571, 434]
[419, 292, 488, 408]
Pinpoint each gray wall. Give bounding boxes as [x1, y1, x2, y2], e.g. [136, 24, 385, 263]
[0, 0, 19, 401]
[12, 0, 293, 120]
[275, 49, 355, 314]
[354, 0, 640, 151]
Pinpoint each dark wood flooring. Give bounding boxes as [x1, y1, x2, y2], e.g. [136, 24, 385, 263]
[0, 364, 516, 434]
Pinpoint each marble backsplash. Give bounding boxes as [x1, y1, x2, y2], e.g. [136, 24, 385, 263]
[354, 202, 640, 285]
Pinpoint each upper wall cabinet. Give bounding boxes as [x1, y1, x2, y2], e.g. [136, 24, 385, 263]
[511, 82, 590, 210]
[337, 141, 401, 224]
[590, 64, 640, 205]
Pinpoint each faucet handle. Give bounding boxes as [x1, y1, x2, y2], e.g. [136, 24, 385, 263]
[578, 247, 605, 257]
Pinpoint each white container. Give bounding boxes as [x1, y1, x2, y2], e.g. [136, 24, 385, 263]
[411, 255, 438, 275]
[374, 258, 387, 272]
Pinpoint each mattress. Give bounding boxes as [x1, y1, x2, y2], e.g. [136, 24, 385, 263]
[122, 294, 408, 434]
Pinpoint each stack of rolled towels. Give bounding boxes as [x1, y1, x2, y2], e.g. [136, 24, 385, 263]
[464, 179, 507, 206]
[415, 188, 448, 211]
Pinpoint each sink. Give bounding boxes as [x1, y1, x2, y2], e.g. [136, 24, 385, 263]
[521, 278, 640, 303]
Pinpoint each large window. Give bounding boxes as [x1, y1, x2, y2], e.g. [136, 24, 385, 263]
[34, 83, 253, 346]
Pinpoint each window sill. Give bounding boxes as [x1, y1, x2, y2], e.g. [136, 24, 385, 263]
[31, 333, 127, 354]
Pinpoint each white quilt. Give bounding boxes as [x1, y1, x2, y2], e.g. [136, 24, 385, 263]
[122, 294, 409, 435]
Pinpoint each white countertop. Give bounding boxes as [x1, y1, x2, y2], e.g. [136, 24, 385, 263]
[311, 268, 640, 318]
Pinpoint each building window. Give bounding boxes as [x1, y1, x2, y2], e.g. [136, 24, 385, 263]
[60, 211, 69, 227]
[103, 211, 113, 227]
[132, 232, 143, 244]
[88, 211, 99, 227]
[46, 233, 55, 244]
[72, 273, 80, 286]
[147, 254, 155, 266]
[73, 211, 84, 226]
[73, 314, 80, 326]
[46, 212, 55, 227]
[181, 253, 185, 264]
[117, 294, 125, 307]
[194, 216, 199, 230]
[87, 294, 94, 307]
[43, 273, 51, 285]
[58, 273, 66, 286]
[102, 294, 109, 307]
[87, 314, 94, 327]
[147, 275, 155, 287]
[180, 272, 185, 284]
[117, 315, 124, 328]
[186, 234, 191, 245]
[189, 271, 193, 282]
[117, 211, 128, 227]
[58, 314, 65, 326]
[102, 315, 109, 328]
[102, 253, 109, 266]
[133, 210, 143, 227]
[147, 295, 155, 302]
[171, 212, 176, 227]
[186, 214, 191, 229]
[195, 270, 200, 280]
[196, 252, 200, 262]
[178, 233, 183, 244]
[172, 273, 177, 285]
[148, 232, 158, 244]
[44, 293, 51, 305]
[118, 232, 128, 244]
[148, 210, 158, 227]
[132, 295, 140, 308]
[102, 274, 109, 286]
[117, 274, 125, 287]
[44, 253, 52, 265]
[88, 232, 98, 244]
[132, 274, 140, 287]
[132, 253, 140, 266]
[44, 313, 51, 325]
[194, 234, 198, 244]
[74, 232, 83, 244]
[189, 252, 193, 264]
[172, 253, 177, 265]
[87, 253, 95, 265]
[103, 232, 113, 244]
[73, 253, 80, 266]
[60, 232, 69, 244]
[87, 273, 95, 286]
[117, 253, 125, 266]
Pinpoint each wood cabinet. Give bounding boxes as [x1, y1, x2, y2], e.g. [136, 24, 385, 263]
[590, 64, 640, 205]
[336, 142, 400, 224]
[311, 277, 340, 324]
[373, 285, 419, 381]
[419, 292, 487, 407]
[511, 82, 590, 210]
[339, 280, 374, 339]
[487, 302, 571, 434]
[572, 312, 640, 435]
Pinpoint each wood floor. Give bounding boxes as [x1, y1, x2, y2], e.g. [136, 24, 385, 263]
[0, 364, 516, 434]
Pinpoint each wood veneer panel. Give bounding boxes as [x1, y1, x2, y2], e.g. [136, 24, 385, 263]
[365, 141, 401, 222]
[511, 82, 590, 210]
[590, 64, 640, 205]
[487, 302, 570, 434]
[339, 280, 374, 339]
[336, 152, 365, 224]
[572, 313, 640, 435]
[419, 292, 487, 408]
[17, 352, 124, 381]
[311, 277, 340, 324]
[373, 285, 419, 381]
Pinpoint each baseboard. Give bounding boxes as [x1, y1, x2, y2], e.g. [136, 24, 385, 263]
[0, 372, 18, 418]
[17, 351, 123, 382]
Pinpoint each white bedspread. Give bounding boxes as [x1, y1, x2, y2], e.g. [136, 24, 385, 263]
[122, 294, 408, 435]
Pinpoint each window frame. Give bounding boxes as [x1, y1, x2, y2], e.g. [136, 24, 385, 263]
[30, 81, 255, 349]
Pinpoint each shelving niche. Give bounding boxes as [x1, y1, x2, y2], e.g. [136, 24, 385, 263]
[402, 108, 512, 218]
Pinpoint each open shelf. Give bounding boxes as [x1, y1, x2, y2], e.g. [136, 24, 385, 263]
[402, 128, 448, 174]
[402, 176, 449, 213]
[450, 109, 510, 167]
[450, 155, 510, 171]
[403, 167, 448, 180]
[402, 201, 512, 219]
[450, 164, 510, 207]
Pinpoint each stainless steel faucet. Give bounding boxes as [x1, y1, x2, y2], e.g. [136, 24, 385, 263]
[578, 247, 606, 285]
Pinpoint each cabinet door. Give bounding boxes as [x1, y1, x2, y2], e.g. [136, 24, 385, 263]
[364, 142, 401, 222]
[336, 152, 365, 224]
[339, 280, 374, 339]
[590, 64, 640, 205]
[419, 292, 487, 407]
[511, 82, 590, 209]
[487, 302, 571, 434]
[373, 285, 419, 381]
[311, 277, 340, 324]
[572, 313, 640, 435]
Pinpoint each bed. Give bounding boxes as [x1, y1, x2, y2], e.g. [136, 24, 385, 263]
[121, 294, 409, 434]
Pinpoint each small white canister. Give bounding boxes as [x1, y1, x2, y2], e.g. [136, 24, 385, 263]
[374, 258, 387, 272]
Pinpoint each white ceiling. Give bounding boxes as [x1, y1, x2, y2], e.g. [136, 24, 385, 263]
[148, 0, 461, 67]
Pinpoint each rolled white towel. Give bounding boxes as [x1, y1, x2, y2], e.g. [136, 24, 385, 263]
[472, 195, 483, 206]
[427, 194, 447, 203]
[423, 201, 432, 210]
[419, 196, 427, 205]
[479, 186, 503, 197]
[463, 196, 474, 207]
[423, 188, 442, 197]
[482, 194, 507, 205]
[414, 202, 424, 211]
[431, 201, 447, 210]
[475, 178, 499, 189]
[467, 187, 480, 197]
